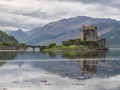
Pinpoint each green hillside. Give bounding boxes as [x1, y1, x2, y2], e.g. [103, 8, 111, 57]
[0, 30, 18, 45]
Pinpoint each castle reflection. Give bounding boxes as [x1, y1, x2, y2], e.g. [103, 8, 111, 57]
[78, 60, 98, 75]
[43, 50, 107, 75]
[62, 51, 107, 75]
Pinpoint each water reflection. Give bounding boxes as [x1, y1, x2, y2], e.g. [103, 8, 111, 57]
[0, 50, 120, 89]
[0, 52, 17, 67]
[62, 51, 107, 59]
[0, 50, 120, 79]
[0, 51, 17, 60]
[41, 50, 107, 59]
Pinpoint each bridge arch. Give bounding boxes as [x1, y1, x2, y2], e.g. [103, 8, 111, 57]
[25, 45, 41, 51]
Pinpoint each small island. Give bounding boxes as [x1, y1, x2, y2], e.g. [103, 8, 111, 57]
[41, 25, 108, 51]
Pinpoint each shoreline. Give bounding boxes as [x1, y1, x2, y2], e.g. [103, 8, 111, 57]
[0, 48, 109, 52]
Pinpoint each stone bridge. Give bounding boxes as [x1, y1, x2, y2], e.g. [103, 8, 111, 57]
[14, 45, 42, 51]
[25, 45, 42, 51]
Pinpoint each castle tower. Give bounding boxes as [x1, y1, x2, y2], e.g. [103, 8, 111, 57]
[80, 25, 98, 41]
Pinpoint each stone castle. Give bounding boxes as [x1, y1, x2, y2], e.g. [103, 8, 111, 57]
[62, 25, 107, 49]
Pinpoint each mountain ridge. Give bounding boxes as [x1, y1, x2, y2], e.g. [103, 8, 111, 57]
[9, 29, 28, 43]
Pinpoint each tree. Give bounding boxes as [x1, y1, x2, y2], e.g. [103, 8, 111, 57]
[18, 43, 26, 48]
[62, 41, 70, 46]
[0, 42, 3, 47]
[3, 42, 13, 46]
[49, 43, 56, 48]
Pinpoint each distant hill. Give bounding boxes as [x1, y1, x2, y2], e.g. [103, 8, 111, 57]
[25, 16, 120, 46]
[25, 27, 41, 36]
[0, 30, 18, 45]
[9, 29, 28, 43]
[100, 25, 120, 46]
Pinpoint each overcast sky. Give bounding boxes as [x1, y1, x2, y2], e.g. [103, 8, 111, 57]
[0, 0, 120, 31]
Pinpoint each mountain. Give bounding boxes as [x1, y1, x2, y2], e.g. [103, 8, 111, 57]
[100, 25, 120, 46]
[9, 29, 28, 43]
[25, 27, 41, 36]
[0, 30, 18, 45]
[25, 16, 120, 46]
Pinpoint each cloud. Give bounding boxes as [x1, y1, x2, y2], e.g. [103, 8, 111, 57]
[65, 0, 111, 4]
[65, 0, 120, 10]
[0, 0, 120, 31]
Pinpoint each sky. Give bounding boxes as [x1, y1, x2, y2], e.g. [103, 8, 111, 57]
[0, 0, 120, 31]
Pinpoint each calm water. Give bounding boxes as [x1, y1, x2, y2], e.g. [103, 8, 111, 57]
[0, 48, 120, 90]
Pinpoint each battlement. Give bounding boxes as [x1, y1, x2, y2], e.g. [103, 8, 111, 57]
[82, 25, 97, 31]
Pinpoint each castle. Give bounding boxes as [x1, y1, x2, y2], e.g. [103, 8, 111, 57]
[62, 25, 107, 49]
[80, 25, 98, 41]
